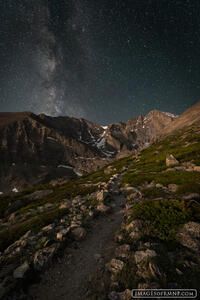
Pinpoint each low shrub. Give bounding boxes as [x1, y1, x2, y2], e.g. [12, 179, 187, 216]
[130, 199, 197, 241]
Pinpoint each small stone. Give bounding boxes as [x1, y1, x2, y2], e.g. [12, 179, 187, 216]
[59, 203, 68, 210]
[119, 289, 132, 300]
[104, 165, 114, 175]
[94, 253, 102, 260]
[88, 210, 94, 218]
[56, 228, 70, 241]
[156, 183, 164, 189]
[42, 224, 55, 232]
[115, 233, 124, 243]
[8, 213, 16, 221]
[13, 262, 29, 279]
[97, 203, 111, 214]
[176, 268, 183, 275]
[80, 205, 87, 211]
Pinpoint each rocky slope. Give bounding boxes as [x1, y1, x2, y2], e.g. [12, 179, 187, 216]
[0, 110, 177, 193]
[155, 100, 200, 139]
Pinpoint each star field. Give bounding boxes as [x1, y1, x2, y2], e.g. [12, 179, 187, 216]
[0, 0, 200, 124]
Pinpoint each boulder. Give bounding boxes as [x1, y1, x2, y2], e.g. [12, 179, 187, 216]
[148, 262, 163, 280]
[126, 219, 144, 240]
[166, 154, 179, 166]
[70, 227, 86, 241]
[193, 166, 200, 172]
[176, 222, 200, 252]
[115, 244, 130, 259]
[56, 227, 71, 241]
[114, 233, 125, 243]
[135, 249, 157, 265]
[106, 259, 124, 275]
[13, 261, 29, 279]
[155, 183, 164, 189]
[34, 244, 58, 271]
[168, 184, 178, 192]
[96, 190, 109, 202]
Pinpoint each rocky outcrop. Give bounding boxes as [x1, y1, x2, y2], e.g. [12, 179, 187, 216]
[176, 222, 200, 252]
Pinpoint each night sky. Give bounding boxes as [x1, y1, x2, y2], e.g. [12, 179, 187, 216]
[0, 0, 200, 124]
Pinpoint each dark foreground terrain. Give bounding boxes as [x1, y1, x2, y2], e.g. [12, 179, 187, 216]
[0, 102, 200, 299]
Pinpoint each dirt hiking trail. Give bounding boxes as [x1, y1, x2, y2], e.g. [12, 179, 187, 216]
[28, 184, 125, 300]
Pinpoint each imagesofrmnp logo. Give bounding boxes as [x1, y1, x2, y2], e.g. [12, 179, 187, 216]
[131, 289, 197, 298]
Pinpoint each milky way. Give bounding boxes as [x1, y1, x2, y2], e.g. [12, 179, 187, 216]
[0, 1, 200, 123]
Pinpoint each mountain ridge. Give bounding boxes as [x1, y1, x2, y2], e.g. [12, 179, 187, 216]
[3, 99, 200, 194]
[0, 108, 179, 192]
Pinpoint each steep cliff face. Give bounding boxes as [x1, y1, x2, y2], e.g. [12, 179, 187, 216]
[0, 110, 177, 192]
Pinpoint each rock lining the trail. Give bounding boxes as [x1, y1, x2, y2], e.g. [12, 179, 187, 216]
[0, 174, 123, 299]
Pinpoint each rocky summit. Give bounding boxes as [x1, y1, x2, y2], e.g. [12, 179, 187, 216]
[0, 101, 200, 300]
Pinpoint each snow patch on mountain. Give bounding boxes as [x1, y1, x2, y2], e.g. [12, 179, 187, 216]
[162, 112, 178, 118]
[96, 137, 106, 149]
